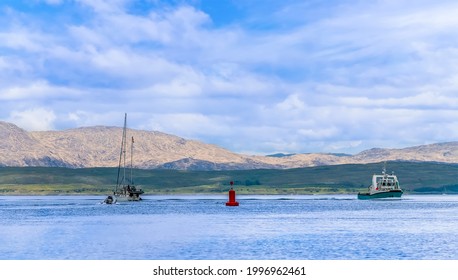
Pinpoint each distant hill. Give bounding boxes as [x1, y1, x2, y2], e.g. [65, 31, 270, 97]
[2, 121, 458, 170]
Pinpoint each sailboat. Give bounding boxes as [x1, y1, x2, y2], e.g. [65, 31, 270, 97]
[104, 113, 144, 204]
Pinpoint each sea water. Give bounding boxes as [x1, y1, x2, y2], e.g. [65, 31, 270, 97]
[0, 194, 457, 260]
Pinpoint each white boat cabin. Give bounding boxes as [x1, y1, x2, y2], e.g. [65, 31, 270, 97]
[371, 172, 401, 192]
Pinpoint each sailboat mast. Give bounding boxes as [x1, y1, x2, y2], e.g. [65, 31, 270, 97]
[122, 114, 127, 186]
[116, 113, 128, 191]
[130, 136, 134, 185]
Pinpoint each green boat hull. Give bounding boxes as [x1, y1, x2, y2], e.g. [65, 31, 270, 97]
[357, 190, 403, 200]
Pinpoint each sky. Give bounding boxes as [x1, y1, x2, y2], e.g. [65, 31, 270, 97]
[2, 0, 458, 155]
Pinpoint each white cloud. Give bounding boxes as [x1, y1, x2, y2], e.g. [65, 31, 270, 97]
[7, 108, 56, 131]
[75, 0, 129, 14]
[147, 113, 234, 140]
[0, 81, 81, 101]
[276, 94, 306, 112]
[0, 30, 48, 53]
[339, 92, 458, 109]
[2, 1, 458, 154]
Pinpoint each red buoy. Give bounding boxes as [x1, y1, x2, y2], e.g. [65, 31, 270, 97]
[226, 187, 239, 206]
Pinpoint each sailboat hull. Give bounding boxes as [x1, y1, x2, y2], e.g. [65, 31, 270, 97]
[103, 195, 116, 204]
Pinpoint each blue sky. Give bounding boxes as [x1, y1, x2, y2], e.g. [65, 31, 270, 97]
[1, 0, 458, 155]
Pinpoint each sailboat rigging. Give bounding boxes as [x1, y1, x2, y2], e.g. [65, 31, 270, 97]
[104, 113, 143, 204]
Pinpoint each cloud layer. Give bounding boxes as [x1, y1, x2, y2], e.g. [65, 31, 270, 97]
[1, 0, 458, 154]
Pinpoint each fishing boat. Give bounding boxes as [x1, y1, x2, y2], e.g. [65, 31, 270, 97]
[357, 164, 403, 200]
[104, 113, 143, 204]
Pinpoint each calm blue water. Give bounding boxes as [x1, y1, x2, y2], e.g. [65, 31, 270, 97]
[0, 194, 457, 260]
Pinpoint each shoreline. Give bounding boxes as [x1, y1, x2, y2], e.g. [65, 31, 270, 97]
[0, 191, 455, 196]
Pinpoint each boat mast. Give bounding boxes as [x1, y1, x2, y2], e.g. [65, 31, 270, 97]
[123, 116, 127, 187]
[116, 113, 128, 192]
[130, 136, 134, 185]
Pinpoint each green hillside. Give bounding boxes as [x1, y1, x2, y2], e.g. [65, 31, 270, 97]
[1, 161, 458, 195]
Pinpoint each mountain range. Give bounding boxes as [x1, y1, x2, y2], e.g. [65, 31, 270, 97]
[2, 121, 458, 170]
